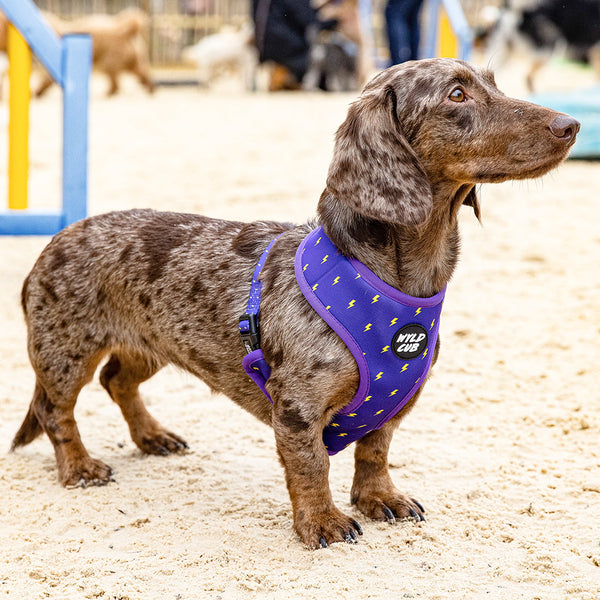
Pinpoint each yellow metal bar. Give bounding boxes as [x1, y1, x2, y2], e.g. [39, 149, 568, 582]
[7, 23, 31, 210]
[439, 8, 458, 59]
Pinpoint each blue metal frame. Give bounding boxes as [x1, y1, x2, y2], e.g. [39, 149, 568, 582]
[360, 0, 473, 69]
[0, 0, 91, 236]
[422, 0, 473, 61]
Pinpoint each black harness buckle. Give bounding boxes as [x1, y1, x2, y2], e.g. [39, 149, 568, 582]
[239, 313, 261, 354]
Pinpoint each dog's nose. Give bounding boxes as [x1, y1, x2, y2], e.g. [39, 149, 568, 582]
[549, 114, 580, 141]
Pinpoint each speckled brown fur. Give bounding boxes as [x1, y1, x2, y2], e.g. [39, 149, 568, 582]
[12, 59, 578, 549]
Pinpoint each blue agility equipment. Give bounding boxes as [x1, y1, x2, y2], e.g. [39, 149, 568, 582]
[530, 86, 600, 159]
[422, 0, 473, 61]
[0, 0, 91, 235]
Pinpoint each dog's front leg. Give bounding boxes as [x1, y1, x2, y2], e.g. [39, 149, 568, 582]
[272, 400, 363, 549]
[350, 423, 426, 523]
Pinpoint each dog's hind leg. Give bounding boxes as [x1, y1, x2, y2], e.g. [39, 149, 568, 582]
[99, 351, 188, 455]
[526, 57, 546, 93]
[130, 60, 154, 94]
[13, 351, 113, 487]
[105, 70, 120, 96]
[588, 43, 600, 82]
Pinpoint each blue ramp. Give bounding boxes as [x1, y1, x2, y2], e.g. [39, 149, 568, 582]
[530, 86, 600, 159]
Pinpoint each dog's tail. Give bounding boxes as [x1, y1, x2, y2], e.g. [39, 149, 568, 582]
[116, 8, 150, 38]
[11, 382, 45, 450]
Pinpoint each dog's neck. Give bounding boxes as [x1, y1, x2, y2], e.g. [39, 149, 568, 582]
[317, 185, 471, 298]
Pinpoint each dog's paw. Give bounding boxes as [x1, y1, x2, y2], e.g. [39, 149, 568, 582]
[135, 428, 189, 456]
[61, 457, 114, 488]
[352, 489, 425, 524]
[295, 507, 363, 549]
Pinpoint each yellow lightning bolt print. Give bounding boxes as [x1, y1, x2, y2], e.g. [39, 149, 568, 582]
[303, 263, 308, 271]
[381, 346, 390, 353]
[371, 294, 380, 304]
[389, 389, 398, 396]
[401, 363, 409, 373]
[325, 305, 331, 310]
[415, 307, 422, 316]
[430, 319, 436, 329]
[332, 276, 340, 285]
[347, 299, 356, 309]
[348, 413, 357, 417]
[365, 395, 372, 402]
[375, 409, 384, 416]
[422, 348, 428, 359]
[314, 236, 321, 245]
[363, 323, 372, 332]
[355, 273, 361, 279]
[374, 372, 383, 381]
[321, 254, 329, 264]
[338, 432, 348, 437]
[330, 423, 340, 427]
[389, 317, 398, 327]
[312, 283, 319, 291]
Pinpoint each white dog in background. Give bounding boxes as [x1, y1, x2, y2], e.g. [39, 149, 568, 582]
[181, 25, 258, 90]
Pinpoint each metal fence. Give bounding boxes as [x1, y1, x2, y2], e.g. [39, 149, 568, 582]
[32, 0, 503, 66]
[34, 0, 251, 65]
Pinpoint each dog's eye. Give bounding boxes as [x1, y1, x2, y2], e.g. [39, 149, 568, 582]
[449, 87, 466, 102]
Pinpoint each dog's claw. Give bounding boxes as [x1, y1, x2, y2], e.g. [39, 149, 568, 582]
[383, 506, 396, 524]
[139, 432, 188, 456]
[344, 532, 358, 544]
[352, 519, 363, 536]
[319, 537, 328, 549]
[412, 498, 425, 513]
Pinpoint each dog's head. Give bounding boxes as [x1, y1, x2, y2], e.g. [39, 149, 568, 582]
[326, 58, 579, 225]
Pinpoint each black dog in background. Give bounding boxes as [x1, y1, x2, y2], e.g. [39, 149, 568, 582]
[303, 27, 358, 92]
[483, 0, 600, 91]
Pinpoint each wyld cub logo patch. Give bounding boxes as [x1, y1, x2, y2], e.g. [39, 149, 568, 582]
[391, 323, 428, 360]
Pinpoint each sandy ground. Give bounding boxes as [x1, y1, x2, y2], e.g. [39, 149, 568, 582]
[0, 60, 599, 599]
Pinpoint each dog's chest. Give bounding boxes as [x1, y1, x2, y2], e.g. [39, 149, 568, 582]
[295, 227, 445, 455]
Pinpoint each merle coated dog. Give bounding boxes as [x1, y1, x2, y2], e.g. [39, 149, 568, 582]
[12, 59, 579, 548]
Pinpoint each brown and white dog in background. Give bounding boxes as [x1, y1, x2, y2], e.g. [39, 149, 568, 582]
[11, 59, 578, 549]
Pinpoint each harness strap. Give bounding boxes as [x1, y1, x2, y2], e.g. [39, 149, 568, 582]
[238, 233, 283, 402]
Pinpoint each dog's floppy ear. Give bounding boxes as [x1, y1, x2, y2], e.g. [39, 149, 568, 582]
[326, 85, 433, 226]
[463, 185, 482, 222]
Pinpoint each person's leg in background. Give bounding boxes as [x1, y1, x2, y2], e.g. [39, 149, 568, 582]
[385, 0, 424, 65]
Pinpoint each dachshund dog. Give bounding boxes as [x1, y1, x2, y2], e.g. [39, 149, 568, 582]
[12, 59, 578, 549]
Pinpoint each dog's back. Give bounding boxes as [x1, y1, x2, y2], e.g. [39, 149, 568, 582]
[35, 8, 153, 96]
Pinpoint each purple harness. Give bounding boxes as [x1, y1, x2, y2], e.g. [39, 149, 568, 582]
[240, 227, 445, 455]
